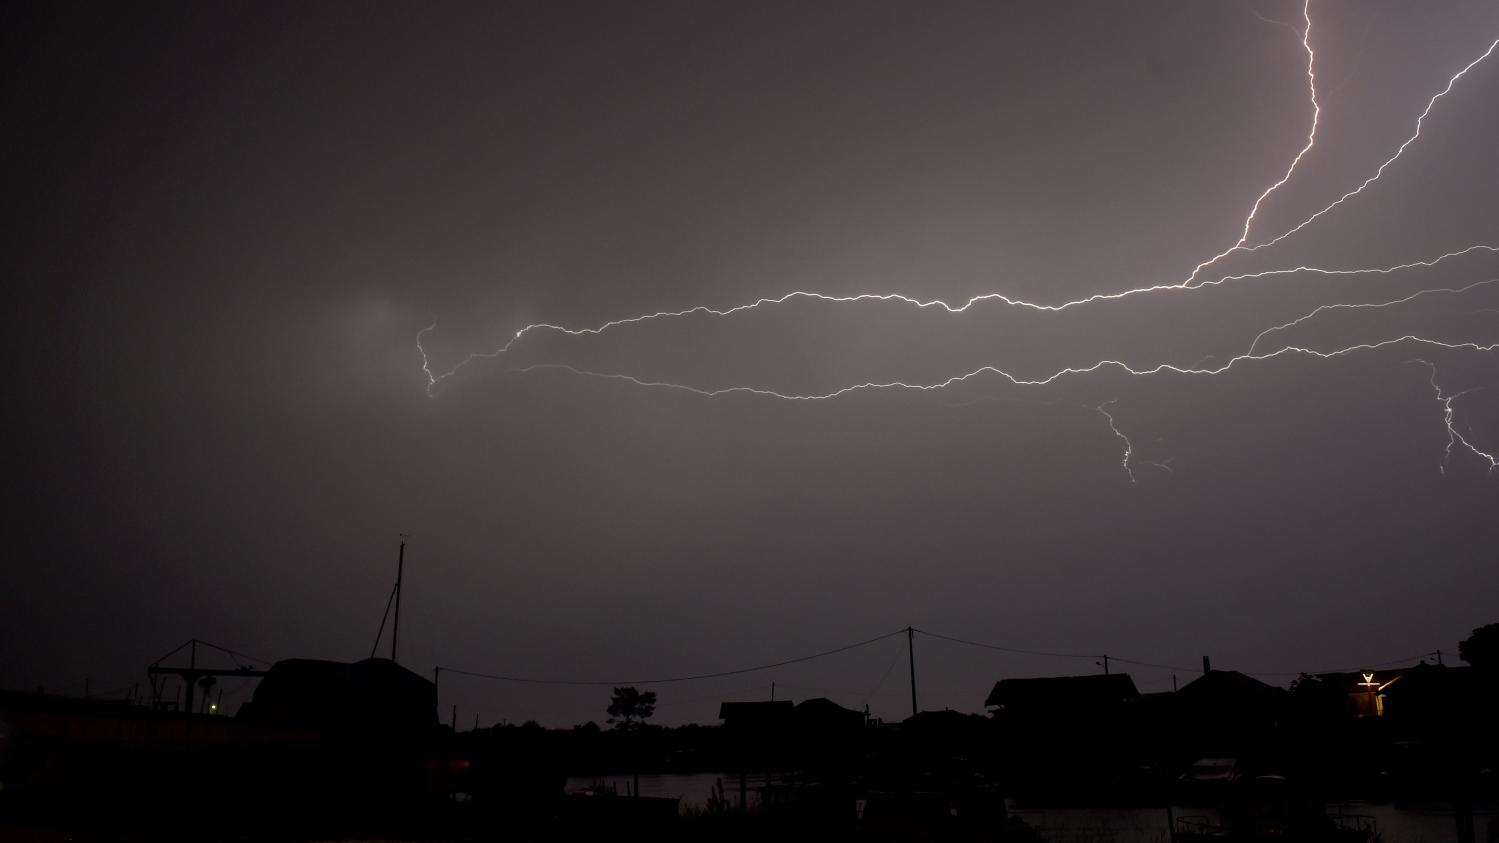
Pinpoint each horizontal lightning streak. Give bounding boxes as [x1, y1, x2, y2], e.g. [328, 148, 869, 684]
[418, 10, 1499, 397]
[410, 5, 1499, 477]
[419, 5, 1328, 393]
[419, 245, 1499, 393]
[1246, 277, 1499, 356]
[508, 336, 1499, 402]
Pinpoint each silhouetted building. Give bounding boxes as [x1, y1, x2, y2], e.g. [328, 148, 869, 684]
[1376, 662, 1496, 737]
[794, 697, 865, 732]
[1173, 669, 1286, 757]
[237, 657, 436, 737]
[984, 675, 1142, 794]
[718, 700, 794, 731]
[1176, 669, 1284, 709]
[984, 673, 1139, 715]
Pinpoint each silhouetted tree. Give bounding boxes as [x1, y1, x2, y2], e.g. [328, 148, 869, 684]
[1459, 623, 1499, 668]
[607, 686, 657, 729]
[1289, 672, 1347, 721]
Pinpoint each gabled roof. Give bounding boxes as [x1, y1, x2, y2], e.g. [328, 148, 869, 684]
[1176, 670, 1285, 705]
[795, 697, 862, 718]
[718, 699, 794, 727]
[239, 657, 436, 732]
[1315, 661, 1449, 694]
[792, 697, 864, 732]
[984, 674, 1139, 711]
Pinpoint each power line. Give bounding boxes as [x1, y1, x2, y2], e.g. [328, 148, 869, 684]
[914, 628, 1439, 681]
[1105, 655, 1197, 672]
[914, 628, 1106, 662]
[1244, 652, 1441, 678]
[440, 628, 907, 687]
[862, 638, 907, 708]
[147, 639, 272, 670]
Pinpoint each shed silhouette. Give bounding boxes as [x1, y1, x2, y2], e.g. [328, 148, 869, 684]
[238, 657, 436, 737]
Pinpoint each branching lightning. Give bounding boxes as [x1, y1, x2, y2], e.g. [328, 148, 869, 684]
[414, 2, 1499, 477]
[1246, 36, 1499, 254]
[1097, 401, 1137, 483]
[509, 337, 1499, 402]
[1177, 0, 1320, 287]
[1245, 278, 1499, 356]
[420, 244, 1499, 393]
[1409, 359, 1499, 474]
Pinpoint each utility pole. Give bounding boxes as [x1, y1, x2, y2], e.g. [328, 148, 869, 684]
[184, 639, 197, 715]
[907, 626, 918, 719]
[770, 682, 775, 702]
[1102, 654, 1110, 676]
[391, 536, 406, 665]
[148, 639, 265, 714]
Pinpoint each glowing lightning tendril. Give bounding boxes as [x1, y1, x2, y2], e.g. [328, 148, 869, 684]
[1097, 401, 1137, 483]
[412, 2, 1499, 477]
[505, 337, 1499, 402]
[1410, 360, 1499, 474]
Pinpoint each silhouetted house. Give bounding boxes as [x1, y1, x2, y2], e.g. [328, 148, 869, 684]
[1375, 662, 1495, 739]
[794, 697, 864, 732]
[1177, 669, 1284, 710]
[1173, 669, 1287, 756]
[984, 675, 1141, 791]
[718, 700, 795, 800]
[1314, 666, 1418, 718]
[237, 657, 436, 738]
[786, 698, 865, 770]
[901, 709, 992, 767]
[718, 700, 794, 732]
[1311, 661, 1493, 724]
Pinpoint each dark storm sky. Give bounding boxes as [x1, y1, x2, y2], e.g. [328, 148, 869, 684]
[6, 0, 1499, 726]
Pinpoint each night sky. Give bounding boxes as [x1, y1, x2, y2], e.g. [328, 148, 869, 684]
[7, 0, 1499, 727]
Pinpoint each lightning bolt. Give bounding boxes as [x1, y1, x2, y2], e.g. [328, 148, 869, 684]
[1097, 400, 1137, 483]
[417, 317, 439, 390]
[1177, 0, 1321, 286]
[420, 244, 1499, 393]
[420, 2, 1329, 392]
[508, 336, 1498, 402]
[415, 14, 1499, 396]
[1246, 36, 1499, 254]
[1246, 278, 1499, 357]
[1409, 359, 1499, 474]
[413, 3, 1499, 477]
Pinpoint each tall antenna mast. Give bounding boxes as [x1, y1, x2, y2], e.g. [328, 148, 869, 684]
[370, 534, 409, 663]
[391, 535, 406, 664]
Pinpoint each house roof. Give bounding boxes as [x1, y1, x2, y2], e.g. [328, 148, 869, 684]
[1314, 662, 1446, 694]
[795, 697, 862, 719]
[239, 657, 436, 732]
[984, 674, 1139, 710]
[1176, 670, 1286, 704]
[718, 700, 794, 726]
